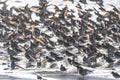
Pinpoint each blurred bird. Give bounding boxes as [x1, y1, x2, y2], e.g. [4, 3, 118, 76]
[108, 4, 120, 13]
[11, 60, 16, 70]
[63, 0, 74, 3]
[54, 56, 63, 61]
[111, 71, 120, 78]
[50, 52, 58, 57]
[67, 58, 81, 67]
[79, 0, 87, 8]
[37, 75, 42, 79]
[45, 44, 55, 51]
[45, 56, 55, 62]
[60, 65, 66, 71]
[37, 61, 41, 68]
[65, 50, 75, 56]
[77, 66, 92, 78]
[72, 61, 81, 67]
[33, 28, 41, 37]
[90, 0, 103, 6]
[76, 3, 82, 9]
[96, 0, 104, 6]
[103, 55, 115, 63]
[83, 56, 88, 63]
[114, 51, 120, 58]
[79, 0, 87, 4]
[67, 58, 73, 65]
[10, 55, 21, 62]
[7, 47, 17, 55]
[37, 75, 47, 80]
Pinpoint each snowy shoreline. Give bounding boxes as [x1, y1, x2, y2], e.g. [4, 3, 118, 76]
[0, 67, 118, 80]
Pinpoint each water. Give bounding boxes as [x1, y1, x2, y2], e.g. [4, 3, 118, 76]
[0, 73, 115, 80]
[45, 76, 115, 80]
[0, 75, 34, 80]
[46, 76, 84, 80]
[35, 71, 115, 80]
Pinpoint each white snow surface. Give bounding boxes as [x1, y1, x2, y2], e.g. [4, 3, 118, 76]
[0, 0, 120, 80]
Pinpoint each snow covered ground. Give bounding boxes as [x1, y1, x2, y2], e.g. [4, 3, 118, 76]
[0, 68, 116, 80]
[0, 68, 118, 80]
[0, 0, 120, 80]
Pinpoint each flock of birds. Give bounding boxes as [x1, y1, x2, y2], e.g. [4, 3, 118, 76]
[0, 0, 120, 79]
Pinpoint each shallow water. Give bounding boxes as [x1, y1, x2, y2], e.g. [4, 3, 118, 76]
[0, 75, 114, 80]
[0, 75, 34, 80]
[45, 76, 115, 80]
[36, 71, 115, 80]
